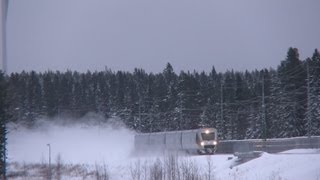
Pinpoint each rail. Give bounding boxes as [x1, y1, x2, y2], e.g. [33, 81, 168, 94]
[216, 136, 320, 154]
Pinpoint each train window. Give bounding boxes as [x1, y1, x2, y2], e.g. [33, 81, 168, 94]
[201, 133, 215, 140]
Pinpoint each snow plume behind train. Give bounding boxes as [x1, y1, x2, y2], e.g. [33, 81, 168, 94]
[7, 113, 135, 165]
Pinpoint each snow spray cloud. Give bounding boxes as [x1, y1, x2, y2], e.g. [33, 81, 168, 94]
[7, 113, 135, 165]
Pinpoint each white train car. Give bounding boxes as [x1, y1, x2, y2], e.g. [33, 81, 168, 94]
[134, 128, 218, 155]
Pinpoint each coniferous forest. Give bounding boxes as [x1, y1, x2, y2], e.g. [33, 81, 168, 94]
[1, 47, 320, 141]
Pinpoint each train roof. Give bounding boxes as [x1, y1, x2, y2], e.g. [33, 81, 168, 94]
[135, 128, 217, 136]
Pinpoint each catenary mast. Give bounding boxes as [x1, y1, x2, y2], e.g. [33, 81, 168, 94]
[0, 0, 8, 73]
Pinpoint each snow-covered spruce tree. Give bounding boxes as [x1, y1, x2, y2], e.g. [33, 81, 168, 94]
[267, 69, 287, 138]
[245, 105, 261, 139]
[7, 72, 29, 123]
[215, 73, 228, 140]
[277, 48, 307, 137]
[234, 72, 252, 139]
[131, 68, 147, 131]
[153, 74, 169, 131]
[196, 68, 227, 139]
[162, 63, 179, 131]
[0, 71, 7, 179]
[263, 69, 273, 138]
[199, 71, 221, 130]
[5, 73, 22, 122]
[57, 71, 75, 116]
[177, 71, 196, 130]
[25, 71, 43, 125]
[245, 69, 269, 139]
[307, 49, 320, 135]
[82, 72, 98, 115]
[95, 71, 111, 118]
[42, 71, 58, 117]
[223, 70, 237, 140]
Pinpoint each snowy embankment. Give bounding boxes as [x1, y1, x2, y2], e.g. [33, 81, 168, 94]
[7, 119, 320, 180]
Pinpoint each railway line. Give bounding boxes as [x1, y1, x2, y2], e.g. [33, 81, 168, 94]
[134, 128, 320, 155]
[217, 136, 320, 154]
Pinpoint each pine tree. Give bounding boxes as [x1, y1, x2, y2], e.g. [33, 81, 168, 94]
[0, 71, 7, 179]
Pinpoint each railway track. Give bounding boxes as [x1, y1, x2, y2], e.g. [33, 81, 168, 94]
[216, 136, 320, 154]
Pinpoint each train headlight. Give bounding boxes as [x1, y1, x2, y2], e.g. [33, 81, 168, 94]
[200, 141, 205, 146]
[213, 141, 217, 145]
[205, 130, 210, 134]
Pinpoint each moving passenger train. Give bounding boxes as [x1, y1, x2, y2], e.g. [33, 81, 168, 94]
[134, 128, 218, 155]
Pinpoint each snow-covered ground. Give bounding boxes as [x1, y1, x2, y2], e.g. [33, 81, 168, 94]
[7, 120, 320, 180]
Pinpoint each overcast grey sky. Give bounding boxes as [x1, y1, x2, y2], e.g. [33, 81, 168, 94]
[6, 0, 320, 73]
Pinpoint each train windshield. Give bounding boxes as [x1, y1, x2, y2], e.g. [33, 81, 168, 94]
[201, 132, 215, 140]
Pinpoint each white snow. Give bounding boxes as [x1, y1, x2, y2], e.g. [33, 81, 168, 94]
[7, 120, 320, 180]
[217, 152, 320, 180]
[7, 120, 135, 165]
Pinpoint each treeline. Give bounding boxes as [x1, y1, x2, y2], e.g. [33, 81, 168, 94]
[2, 47, 320, 140]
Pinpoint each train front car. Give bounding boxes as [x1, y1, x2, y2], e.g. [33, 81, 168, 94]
[196, 128, 218, 155]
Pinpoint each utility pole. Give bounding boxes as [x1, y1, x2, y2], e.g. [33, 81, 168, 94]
[47, 144, 51, 180]
[220, 83, 224, 138]
[306, 61, 311, 139]
[138, 99, 141, 132]
[180, 95, 183, 130]
[0, 0, 9, 74]
[261, 73, 267, 141]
